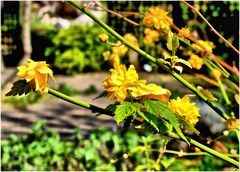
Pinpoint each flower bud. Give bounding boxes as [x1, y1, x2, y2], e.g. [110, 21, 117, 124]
[99, 33, 109, 43]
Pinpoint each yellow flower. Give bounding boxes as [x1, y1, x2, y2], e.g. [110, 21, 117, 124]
[17, 59, 55, 94]
[102, 63, 138, 102]
[168, 96, 200, 126]
[143, 6, 173, 33]
[103, 51, 111, 61]
[143, 28, 160, 45]
[192, 40, 215, 53]
[226, 118, 240, 131]
[211, 69, 222, 80]
[124, 33, 139, 48]
[129, 80, 171, 103]
[103, 51, 120, 66]
[179, 27, 191, 37]
[188, 54, 204, 70]
[102, 63, 171, 102]
[98, 33, 109, 43]
[112, 41, 128, 57]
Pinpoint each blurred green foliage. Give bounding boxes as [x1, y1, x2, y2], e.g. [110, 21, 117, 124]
[1, 120, 235, 171]
[4, 92, 43, 108]
[45, 25, 109, 74]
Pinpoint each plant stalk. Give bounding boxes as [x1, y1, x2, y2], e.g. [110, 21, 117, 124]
[67, 0, 229, 120]
[48, 88, 113, 116]
[167, 132, 239, 167]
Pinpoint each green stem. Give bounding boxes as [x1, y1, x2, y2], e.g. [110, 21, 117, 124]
[67, 0, 229, 120]
[143, 139, 151, 171]
[48, 88, 113, 116]
[217, 78, 231, 105]
[153, 149, 240, 158]
[48, 88, 238, 167]
[167, 132, 239, 167]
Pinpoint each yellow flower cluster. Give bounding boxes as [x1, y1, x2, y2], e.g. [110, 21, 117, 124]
[124, 33, 139, 48]
[188, 54, 204, 70]
[168, 96, 200, 126]
[102, 63, 171, 102]
[179, 27, 191, 37]
[192, 40, 215, 53]
[143, 6, 173, 33]
[17, 59, 55, 94]
[103, 33, 139, 65]
[143, 28, 160, 45]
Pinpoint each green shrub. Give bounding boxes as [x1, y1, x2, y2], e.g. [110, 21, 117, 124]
[45, 25, 109, 74]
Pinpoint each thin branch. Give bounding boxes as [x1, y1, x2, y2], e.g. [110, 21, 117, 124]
[93, 1, 139, 26]
[156, 143, 167, 164]
[181, 0, 240, 55]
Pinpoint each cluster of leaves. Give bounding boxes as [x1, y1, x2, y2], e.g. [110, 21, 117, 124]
[1, 120, 231, 171]
[158, 31, 192, 73]
[4, 91, 42, 109]
[112, 100, 199, 145]
[45, 25, 109, 74]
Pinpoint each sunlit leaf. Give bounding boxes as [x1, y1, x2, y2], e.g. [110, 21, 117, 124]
[175, 58, 192, 68]
[174, 66, 183, 73]
[167, 31, 180, 55]
[161, 157, 175, 169]
[114, 102, 142, 124]
[167, 31, 174, 51]
[144, 100, 189, 144]
[137, 111, 159, 132]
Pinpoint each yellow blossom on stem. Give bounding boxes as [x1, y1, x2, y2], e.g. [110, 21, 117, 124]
[124, 33, 139, 48]
[103, 51, 120, 66]
[192, 40, 215, 53]
[188, 54, 204, 70]
[112, 41, 128, 57]
[168, 96, 200, 126]
[129, 80, 171, 103]
[102, 63, 138, 102]
[102, 63, 171, 102]
[179, 27, 191, 37]
[143, 6, 173, 33]
[143, 28, 160, 45]
[98, 33, 109, 43]
[17, 59, 55, 94]
[211, 69, 222, 80]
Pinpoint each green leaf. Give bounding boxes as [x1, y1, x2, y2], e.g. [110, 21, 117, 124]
[135, 164, 148, 171]
[175, 113, 200, 135]
[175, 58, 192, 68]
[138, 111, 160, 132]
[172, 33, 180, 52]
[114, 102, 143, 124]
[5, 80, 34, 96]
[161, 157, 175, 169]
[174, 66, 183, 73]
[167, 31, 174, 51]
[167, 31, 180, 55]
[144, 100, 189, 144]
